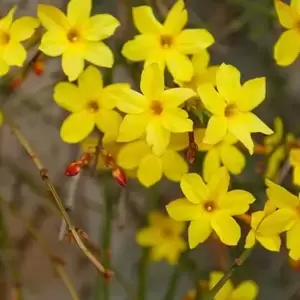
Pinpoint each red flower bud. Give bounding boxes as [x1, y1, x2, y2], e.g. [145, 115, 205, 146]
[186, 142, 198, 164]
[10, 78, 23, 90]
[112, 167, 127, 187]
[33, 60, 44, 76]
[65, 162, 81, 176]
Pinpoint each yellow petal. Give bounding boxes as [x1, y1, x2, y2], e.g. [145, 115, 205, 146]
[54, 82, 86, 112]
[161, 88, 196, 108]
[0, 59, 9, 76]
[203, 148, 221, 183]
[274, 29, 300, 66]
[162, 150, 188, 182]
[95, 109, 122, 143]
[168, 133, 189, 151]
[122, 35, 160, 61]
[211, 213, 240, 246]
[175, 29, 215, 54]
[3, 42, 26, 66]
[275, 0, 299, 29]
[141, 63, 164, 99]
[9, 17, 39, 41]
[39, 30, 68, 56]
[133, 6, 162, 34]
[220, 144, 245, 175]
[0, 6, 16, 31]
[207, 167, 230, 200]
[138, 154, 162, 187]
[237, 77, 266, 112]
[180, 173, 209, 204]
[245, 230, 256, 249]
[194, 128, 213, 152]
[37, 4, 69, 31]
[101, 83, 131, 110]
[266, 179, 299, 209]
[231, 281, 258, 300]
[83, 14, 120, 41]
[292, 0, 300, 15]
[62, 51, 84, 81]
[257, 235, 280, 251]
[146, 118, 170, 155]
[203, 116, 228, 145]
[166, 198, 202, 221]
[165, 49, 193, 81]
[84, 42, 113, 68]
[287, 221, 300, 250]
[162, 108, 193, 133]
[136, 227, 160, 246]
[117, 113, 150, 142]
[188, 218, 212, 248]
[67, 0, 91, 25]
[78, 65, 103, 100]
[197, 84, 226, 115]
[163, 0, 187, 35]
[216, 63, 241, 104]
[292, 166, 300, 185]
[218, 190, 255, 215]
[117, 140, 151, 169]
[209, 271, 233, 300]
[191, 50, 210, 71]
[116, 89, 148, 114]
[60, 111, 95, 143]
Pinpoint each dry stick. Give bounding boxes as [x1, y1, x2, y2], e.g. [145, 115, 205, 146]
[4, 117, 111, 277]
[0, 196, 80, 300]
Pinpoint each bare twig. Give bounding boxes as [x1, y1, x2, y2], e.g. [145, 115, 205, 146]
[4, 116, 111, 276]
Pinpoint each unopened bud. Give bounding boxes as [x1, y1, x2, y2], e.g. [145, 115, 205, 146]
[112, 167, 127, 187]
[103, 269, 113, 282]
[187, 142, 198, 164]
[33, 60, 44, 76]
[10, 77, 23, 90]
[65, 162, 81, 176]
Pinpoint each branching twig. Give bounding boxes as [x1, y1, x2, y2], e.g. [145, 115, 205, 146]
[4, 116, 111, 277]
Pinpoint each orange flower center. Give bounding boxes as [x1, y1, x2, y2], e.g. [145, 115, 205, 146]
[204, 201, 215, 212]
[0, 31, 10, 45]
[150, 100, 163, 115]
[67, 29, 80, 43]
[161, 227, 174, 239]
[87, 100, 100, 113]
[225, 104, 238, 117]
[160, 35, 173, 48]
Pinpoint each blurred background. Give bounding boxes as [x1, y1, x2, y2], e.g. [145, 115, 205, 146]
[1, 0, 300, 299]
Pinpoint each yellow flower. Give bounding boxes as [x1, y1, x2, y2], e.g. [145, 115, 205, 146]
[38, 0, 120, 81]
[136, 211, 187, 264]
[274, 0, 300, 66]
[290, 148, 300, 185]
[122, 0, 214, 81]
[166, 167, 255, 248]
[266, 180, 300, 260]
[117, 133, 189, 187]
[197, 63, 273, 154]
[176, 49, 218, 91]
[116, 63, 195, 155]
[54, 65, 128, 143]
[194, 128, 245, 182]
[209, 271, 258, 300]
[0, 6, 39, 76]
[245, 201, 284, 251]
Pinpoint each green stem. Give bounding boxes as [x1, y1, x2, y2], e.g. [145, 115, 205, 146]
[204, 248, 254, 300]
[138, 249, 149, 300]
[162, 264, 181, 300]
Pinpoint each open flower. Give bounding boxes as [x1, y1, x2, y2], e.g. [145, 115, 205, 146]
[194, 128, 245, 182]
[116, 63, 195, 155]
[38, 0, 120, 81]
[166, 167, 255, 248]
[122, 0, 214, 81]
[290, 148, 300, 185]
[136, 211, 187, 264]
[54, 65, 128, 143]
[266, 180, 300, 260]
[274, 0, 300, 66]
[0, 6, 39, 76]
[197, 63, 273, 154]
[117, 133, 189, 187]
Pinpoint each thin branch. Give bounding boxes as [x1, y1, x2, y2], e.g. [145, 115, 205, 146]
[4, 116, 111, 276]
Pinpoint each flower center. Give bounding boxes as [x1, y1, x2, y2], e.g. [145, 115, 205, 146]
[161, 227, 174, 239]
[150, 100, 163, 115]
[160, 35, 173, 48]
[87, 100, 99, 113]
[0, 31, 10, 45]
[204, 201, 215, 212]
[225, 104, 239, 117]
[67, 29, 80, 43]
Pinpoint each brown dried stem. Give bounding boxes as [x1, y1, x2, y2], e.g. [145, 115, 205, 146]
[4, 116, 111, 276]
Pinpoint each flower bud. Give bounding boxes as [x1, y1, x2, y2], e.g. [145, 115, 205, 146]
[33, 59, 44, 76]
[65, 162, 81, 176]
[112, 167, 127, 187]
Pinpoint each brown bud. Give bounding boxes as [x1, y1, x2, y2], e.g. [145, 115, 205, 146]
[65, 162, 81, 176]
[186, 142, 198, 164]
[112, 167, 127, 187]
